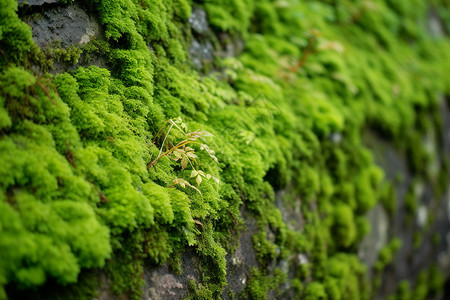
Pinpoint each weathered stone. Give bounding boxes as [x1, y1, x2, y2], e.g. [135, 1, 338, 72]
[147, 274, 184, 300]
[417, 205, 428, 228]
[189, 8, 209, 35]
[428, 7, 445, 37]
[188, 7, 245, 72]
[275, 190, 304, 232]
[28, 4, 100, 48]
[18, 0, 58, 6]
[19, 2, 106, 72]
[358, 204, 389, 272]
[7, 2, 450, 299]
[297, 254, 309, 265]
[143, 250, 201, 300]
[189, 39, 214, 70]
[329, 131, 343, 144]
[222, 209, 259, 299]
[94, 273, 128, 300]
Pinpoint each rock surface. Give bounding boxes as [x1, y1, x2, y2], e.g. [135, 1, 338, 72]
[13, 1, 450, 299]
[28, 3, 100, 48]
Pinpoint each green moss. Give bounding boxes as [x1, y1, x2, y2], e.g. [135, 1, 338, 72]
[404, 182, 419, 223]
[303, 282, 326, 300]
[414, 232, 424, 249]
[434, 157, 449, 198]
[380, 182, 397, 217]
[242, 267, 288, 300]
[432, 233, 441, 246]
[386, 265, 445, 300]
[374, 238, 402, 272]
[332, 204, 357, 249]
[0, 0, 35, 68]
[1, 0, 450, 298]
[187, 279, 214, 300]
[42, 43, 83, 66]
[201, 0, 254, 35]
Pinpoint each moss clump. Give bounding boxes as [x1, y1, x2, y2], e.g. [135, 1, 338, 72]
[380, 182, 397, 217]
[386, 265, 445, 300]
[242, 267, 288, 300]
[374, 238, 402, 273]
[1, 0, 450, 298]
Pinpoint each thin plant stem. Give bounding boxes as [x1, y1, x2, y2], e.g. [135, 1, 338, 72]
[188, 157, 196, 171]
[152, 119, 171, 144]
[148, 140, 202, 168]
[169, 119, 186, 136]
[158, 123, 173, 158]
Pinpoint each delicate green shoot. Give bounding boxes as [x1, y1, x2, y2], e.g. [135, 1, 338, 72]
[149, 117, 220, 194]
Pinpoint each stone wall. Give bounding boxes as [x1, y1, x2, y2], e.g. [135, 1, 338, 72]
[2, 0, 450, 299]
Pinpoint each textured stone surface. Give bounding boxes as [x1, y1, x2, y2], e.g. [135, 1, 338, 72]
[143, 250, 201, 300]
[147, 274, 184, 300]
[358, 204, 389, 272]
[28, 3, 100, 48]
[189, 8, 209, 35]
[362, 99, 450, 299]
[12, 1, 450, 299]
[275, 190, 304, 232]
[140, 209, 260, 300]
[429, 7, 445, 37]
[188, 7, 214, 70]
[189, 39, 214, 70]
[222, 209, 259, 299]
[19, 1, 107, 73]
[187, 7, 243, 71]
[18, 0, 58, 6]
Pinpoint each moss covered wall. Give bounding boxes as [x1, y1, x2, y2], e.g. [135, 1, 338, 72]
[1, 0, 450, 299]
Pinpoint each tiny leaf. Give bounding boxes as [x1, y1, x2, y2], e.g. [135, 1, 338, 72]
[181, 156, 188, 170]
[173, 150, 182, 159]
[194, 220, 203, 226]
[187, 152, 198, 158]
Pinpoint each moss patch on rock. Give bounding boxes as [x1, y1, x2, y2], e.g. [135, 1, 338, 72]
[1, 0, 450, 299]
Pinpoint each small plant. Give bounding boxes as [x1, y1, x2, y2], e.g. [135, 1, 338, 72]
[148, 117, 219, 195]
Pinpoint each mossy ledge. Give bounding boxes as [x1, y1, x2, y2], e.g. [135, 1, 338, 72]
[1, 0, 450, 299]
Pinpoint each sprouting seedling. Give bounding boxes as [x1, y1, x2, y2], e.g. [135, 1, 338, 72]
[148, 117, 220, 195]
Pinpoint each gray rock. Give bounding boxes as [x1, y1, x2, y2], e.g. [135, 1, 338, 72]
[189, 8, 209, 34]
[222, 209, 259, 299]
[147, 274, 184, 300]
[187, 7, 244, 72]
[428, 7, 445, 37]
[189, 39, 214, 70]
[297, 254, 309, 265]
[416, 205, 428, 228]
[447, 192, 450, 222]
[18, 0, 58, 6]
[28, 3, 100, 48]
[144, 250, 201, 300]
[358, 204, 389, 272]
[329, 132, 343, 144]
[275, 190, 304, 232]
